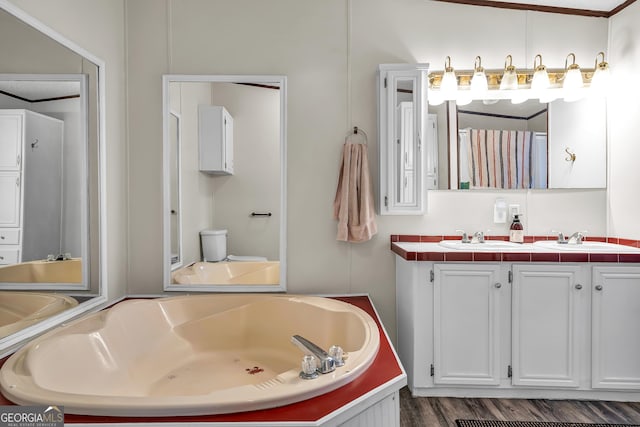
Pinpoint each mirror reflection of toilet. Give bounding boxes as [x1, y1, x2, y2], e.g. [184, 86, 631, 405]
[200, 229, 267, 262]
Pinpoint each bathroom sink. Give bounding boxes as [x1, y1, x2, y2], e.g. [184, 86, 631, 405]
[533, 240, 640, 252]
[439, 240, 524, 251]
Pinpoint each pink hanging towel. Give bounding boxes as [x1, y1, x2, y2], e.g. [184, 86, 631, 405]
[333, 131, 377, 242]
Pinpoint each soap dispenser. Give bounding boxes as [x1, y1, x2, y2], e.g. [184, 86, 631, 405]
[509, 214, 524, 243]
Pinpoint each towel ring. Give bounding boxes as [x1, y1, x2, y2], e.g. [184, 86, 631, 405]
[346, 126, 368, 145]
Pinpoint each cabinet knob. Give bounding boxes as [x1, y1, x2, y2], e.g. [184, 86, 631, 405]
[575, 284, 582, 290]
[595, 285, 603, 291]
[494, 283, 502, 289]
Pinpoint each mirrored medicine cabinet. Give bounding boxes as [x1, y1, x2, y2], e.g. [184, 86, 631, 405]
[378, 63, 608, 215]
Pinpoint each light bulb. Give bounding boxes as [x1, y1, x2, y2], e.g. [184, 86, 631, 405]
[563, 53, 584, 102]
[499, 55, 518, 91]
[440, 56, 458, 100]
[591, 53, 611, 97]
[500, 68, 518, 91]
[530, 55, 550, 100]
[441, 71, 457, 100]
[470, 56, 488, 99]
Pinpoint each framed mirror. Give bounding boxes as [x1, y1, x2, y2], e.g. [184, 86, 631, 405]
[163, 75, 287, 292]
[0, 1, 106, 354]
[429, 95, 607, 190]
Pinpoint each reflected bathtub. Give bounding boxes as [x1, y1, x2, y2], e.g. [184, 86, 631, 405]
[0, 294, 380, 416]
[0, 259, 82, 284]
[172, 261, 280, 285]
[0, 292, 78, 338]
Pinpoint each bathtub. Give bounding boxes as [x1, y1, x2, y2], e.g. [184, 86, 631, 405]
[0, 294, 380, 417]
[172, 261, 280, 285]
[0, 259, 82, 284]
[0, 292, 78, 338]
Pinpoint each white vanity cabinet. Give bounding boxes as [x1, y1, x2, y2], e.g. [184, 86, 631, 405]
[198, 105, 234, 175]
[511, 264, 586, 388]
[592, 265, 640, 390]
[396, 257, 640, 399]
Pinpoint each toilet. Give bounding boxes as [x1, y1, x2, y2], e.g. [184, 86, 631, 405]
[200, 229, 267, 262]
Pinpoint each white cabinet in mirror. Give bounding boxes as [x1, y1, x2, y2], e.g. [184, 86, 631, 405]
[0, 0, 107, 356]
[162, 75, 286, 293]
[378, 64, 432, 215]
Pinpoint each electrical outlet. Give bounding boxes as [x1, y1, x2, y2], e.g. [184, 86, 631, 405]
[509, 204, 520, 218]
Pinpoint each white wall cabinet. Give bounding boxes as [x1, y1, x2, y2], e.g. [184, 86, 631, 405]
[396, 258, 640, 399]
[433, 264, 503, 386]
[0, 110, 63, 265]
[592, 266, 640, 390]
[198, 105, 234, 175]
[378, 64, 428, 215]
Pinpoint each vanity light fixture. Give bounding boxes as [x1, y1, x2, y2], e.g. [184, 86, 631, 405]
[427, 52, 610, 104]
[590, 51, 611, 96]
[562, 53, 584, 102]
[499, 55, 518, 91]
[440, 56, 458, 100]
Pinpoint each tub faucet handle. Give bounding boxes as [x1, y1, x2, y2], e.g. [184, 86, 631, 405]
[299, 355, 319, 380]
[329, 345, 345, 367]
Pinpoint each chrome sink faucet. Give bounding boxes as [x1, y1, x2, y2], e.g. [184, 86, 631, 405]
[472, 231, 486, 244]
[456, 229, 471, 243]
[552, 230, 586, 244]
[552, 230, 567, 244]
[568, 231, 586, 245]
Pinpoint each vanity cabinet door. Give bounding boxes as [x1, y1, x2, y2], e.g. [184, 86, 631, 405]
[433, 264, 503, 386]
[511, 264, 584, 388]
[592, 266, 640, 390]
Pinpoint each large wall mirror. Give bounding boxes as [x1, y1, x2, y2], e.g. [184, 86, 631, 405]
[0, 1, 106, 354]
[429, 93, 607, 190]
[163, 75, 286, 292]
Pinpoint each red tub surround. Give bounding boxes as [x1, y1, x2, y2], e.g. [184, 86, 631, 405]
[390, 235, 640, 263]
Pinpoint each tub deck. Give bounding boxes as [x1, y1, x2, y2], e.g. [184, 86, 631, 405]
[0, 295, 405, 425]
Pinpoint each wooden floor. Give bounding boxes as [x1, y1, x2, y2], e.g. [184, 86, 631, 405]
[399, 387, 640, 427]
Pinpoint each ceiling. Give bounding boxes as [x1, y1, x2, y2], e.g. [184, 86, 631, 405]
[0, 81, 80, 102]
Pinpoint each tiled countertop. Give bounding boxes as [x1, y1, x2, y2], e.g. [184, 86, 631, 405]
[391, 235, 640, 263]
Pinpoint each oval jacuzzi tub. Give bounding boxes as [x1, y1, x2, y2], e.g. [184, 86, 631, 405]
[0, 294, 380, 417]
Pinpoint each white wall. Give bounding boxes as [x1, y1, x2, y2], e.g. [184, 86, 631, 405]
[125, 0, 611, 340]
[608, 1, 640, 240]
[9, 0, 128, 300]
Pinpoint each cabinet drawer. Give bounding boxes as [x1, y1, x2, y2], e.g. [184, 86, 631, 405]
[0, 229, 20, 245]
[0, 248, 19, 265]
